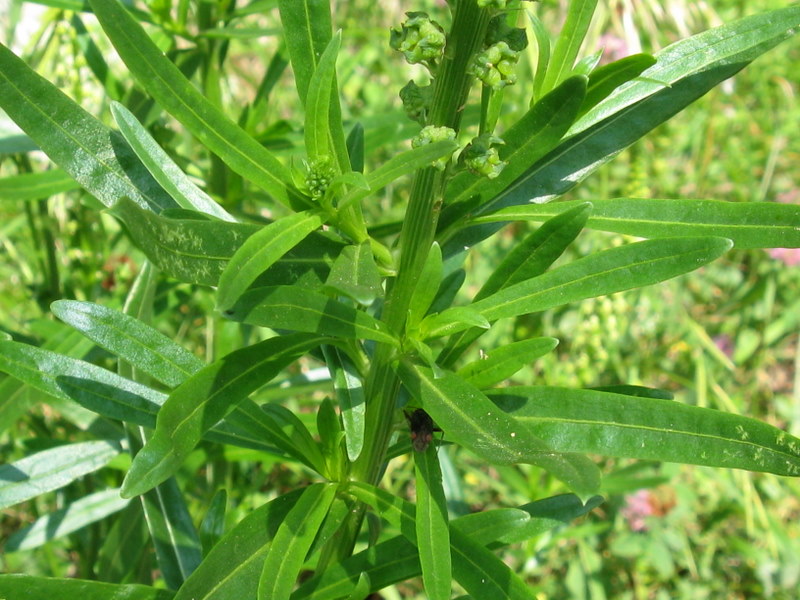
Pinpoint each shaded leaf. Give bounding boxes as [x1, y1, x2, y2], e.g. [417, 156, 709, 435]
[0, 575, 174, 600]
[323, 241, 383, 306]
[0, 169, 81, 201]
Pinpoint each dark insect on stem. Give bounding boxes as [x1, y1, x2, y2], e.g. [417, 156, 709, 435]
[405, 408, 440, 452]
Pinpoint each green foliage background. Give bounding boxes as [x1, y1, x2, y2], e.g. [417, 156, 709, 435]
[0, 0, 798, 597]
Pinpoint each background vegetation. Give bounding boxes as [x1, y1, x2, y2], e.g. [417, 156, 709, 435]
[1, 0, 798, 597]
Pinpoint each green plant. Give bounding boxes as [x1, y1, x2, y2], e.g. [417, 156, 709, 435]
[1, 0, 799, 598]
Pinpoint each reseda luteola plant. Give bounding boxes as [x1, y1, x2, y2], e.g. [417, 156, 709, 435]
[0, 0, 800, 598]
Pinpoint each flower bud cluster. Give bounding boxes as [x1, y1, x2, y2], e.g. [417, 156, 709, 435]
[399, 80, 433, 125]
[303, 158, 336, 200]
[461, 133, 506, 179]
[390, 12, 446, 67]
[470, 41, 519, 90]
[411, 125, 457, 170]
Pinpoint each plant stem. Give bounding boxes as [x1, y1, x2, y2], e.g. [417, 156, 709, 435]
[350, 0, 491, 518]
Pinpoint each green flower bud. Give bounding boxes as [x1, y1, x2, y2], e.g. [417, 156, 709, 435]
[411, 125, 457, 170]
[399, 80, 433, 124]
[304, 158, 336, 200]
[461, 133, 506, 179]
[470, 41, 519, 90]
[390, 12, 446, 67]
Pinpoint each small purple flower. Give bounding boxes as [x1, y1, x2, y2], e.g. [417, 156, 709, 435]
[621, 489, 654, 532]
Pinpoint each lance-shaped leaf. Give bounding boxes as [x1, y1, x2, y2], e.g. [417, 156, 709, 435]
[110, 198, 259, 285]
[540, 0, 598, 93]
[175, 490, 304, 600]
[88, 0, 300, 208]
[339, 140, 458, 211]
[0, 441, 120, 510]
[110, 102, 235, 222]
[295, 489, 601, 599]
[278, 0, 333, 103]
[0, 43, 175, 212]
[578, 54, 657, 117]
[322, 345, 366, 461]
[121, 334, 325, 498]
[199, 489, 227, 557]
[0, 169, 81, 201]
[5, 488, 130, 552]
[305, 32, 341, 163]
[126, 427, 202, 590]
[571, 6, 800, 135]
[457, 337, 559, 389]
[258, 483, 338, 600]
[0, 575, 174, 600]
[51, 300, 204, 388]
[323, 242, 383, 306]
[450, 237, 731, 332]
[472, 198, 800, 249]
[443, 8, 800, 251]
[217, 211, 325, 310]
[0, 340, 166, 428]
[397, 361, 601, 496]
[490, 386, 800, 477]
[348, 483, 540, 600]
[439, 203, 590, 366]
[414, 446, 451, 600]
[225, 286, 399, 347]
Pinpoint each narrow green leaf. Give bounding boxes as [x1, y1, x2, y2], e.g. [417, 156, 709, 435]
[414, 447, 451, 600]
[491, 386, 800, 477]
[473, 198, 800, 249]
[305, 32, 341, 162]
[258, 483, 338, 600]
[0, 575, 174, 600]
[200, 489, 227, 557]
[0, 441, 120, 510]
[419, 307, 489, 340]
[449, 527, 537, 600]
[295, 488, 599, 599]
[260, 403, 328, 473]
[579, 54, 657, 117]
[397, 361, 601, 496]
[340, 140, 459, 211]
[440, 203, 590, 366]
[323, 242, 383, 306]
[540, 0, 598, 93]
[457, 337, 559, 389]
[129, 429, 202, 589]
[217, 211, 324, 310]
[51, 300, 204, 388]
[225, 286, 399, 346]
[571, 7, 800, 135]
[346, 123, 365, 173]
[277, 0, 333, 104]
[110, 102, 235, 222]
[0, 43, 175, 212]
[0, 169, 81, 201]
[407, 242, 442, 330]
[5, 488, 130, 552]
[71, 13, 123, 100]
[322, 345, 365, 462]
[347, 483, 539, 600]
[317, 398, 344, 479]
[110, 197, 259, 285]
[96, 502, 149, 583]
[88, 0, 299, 207]
[528, 11, 551, 102]
[469, 237, 732, 327]
[121, 334, 324, 498]
[175, 490, 303, 600]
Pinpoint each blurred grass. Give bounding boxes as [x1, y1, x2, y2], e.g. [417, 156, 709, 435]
[1, 0, 799, 597]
